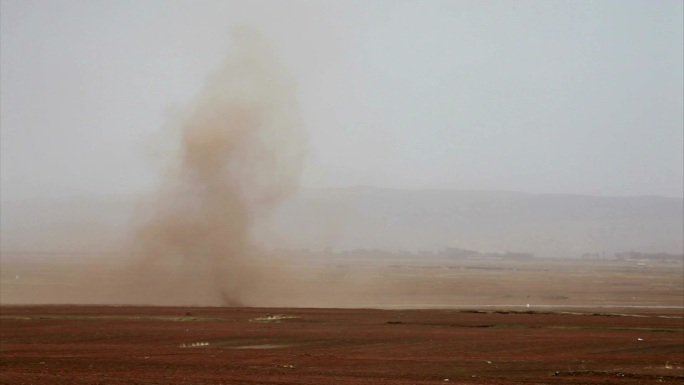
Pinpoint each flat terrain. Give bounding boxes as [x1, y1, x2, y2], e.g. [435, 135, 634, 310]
[1, 257, 682, 384]
[1, 305, 682, 384]
[1, 256, 683, 308]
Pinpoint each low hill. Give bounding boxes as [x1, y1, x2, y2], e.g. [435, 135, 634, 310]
[2, 188, 682, 258]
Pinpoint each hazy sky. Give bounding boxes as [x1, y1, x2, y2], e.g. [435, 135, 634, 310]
[1, 0, 683, 201]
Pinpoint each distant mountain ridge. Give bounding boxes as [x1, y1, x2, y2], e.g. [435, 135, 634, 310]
[264, 187, 683, 257]
[2, 188, 682, 258]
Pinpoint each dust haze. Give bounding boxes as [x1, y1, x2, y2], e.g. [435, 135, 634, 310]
[124, 27, 307, 306]
[1, 4, 682, 309]
[0, 27, 413, 308]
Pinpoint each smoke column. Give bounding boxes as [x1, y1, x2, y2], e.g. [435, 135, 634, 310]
[132, 27, 307, 306]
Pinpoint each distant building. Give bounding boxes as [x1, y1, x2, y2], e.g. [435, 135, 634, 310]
[443, 248, 480, 259]
[614, 252, 683, 263]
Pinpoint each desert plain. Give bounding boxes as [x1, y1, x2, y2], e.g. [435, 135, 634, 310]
[1, 256, 682, 384]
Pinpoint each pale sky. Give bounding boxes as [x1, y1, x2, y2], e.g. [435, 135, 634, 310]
[1, 0, 683, 201]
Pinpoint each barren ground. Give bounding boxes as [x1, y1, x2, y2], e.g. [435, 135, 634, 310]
[1, 257, 682, 384]
[1, 305, 683, 384]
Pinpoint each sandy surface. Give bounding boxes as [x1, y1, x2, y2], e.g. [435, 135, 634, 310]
[2, 256, 683, 308]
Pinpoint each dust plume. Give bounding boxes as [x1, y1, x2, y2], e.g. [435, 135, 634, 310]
[130, 27, 307, 306]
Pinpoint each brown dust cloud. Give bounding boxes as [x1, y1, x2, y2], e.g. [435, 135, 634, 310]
[1, 27, 378, 308]
[127, 27, 307, 306]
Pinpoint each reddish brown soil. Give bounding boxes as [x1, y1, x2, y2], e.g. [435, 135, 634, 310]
[1, 306, 682, 384]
